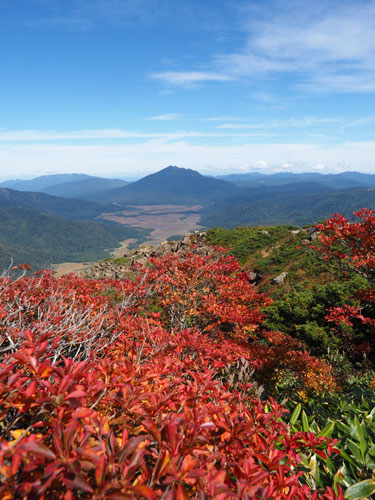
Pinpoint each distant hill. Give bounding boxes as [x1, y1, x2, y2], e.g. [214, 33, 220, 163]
[218, 171, 375, 189]
[206, 181, 335, 213]
[0, 206, 149, 270]
[201, 187, 375, 228]
[0, 173, 92, 191]
[0, 187, 118, 220]
[0, 174, 129, 201]
[42, 177, 129, 199]
[88, 166, 242, 206]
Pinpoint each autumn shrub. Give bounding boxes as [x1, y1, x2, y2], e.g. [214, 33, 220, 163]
[0, 320, 340, 499]
[312, 209, 375, 367]
[0, 252, 343, 498]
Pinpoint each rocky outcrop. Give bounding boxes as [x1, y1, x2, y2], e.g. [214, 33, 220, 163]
[85, 231, 211, 280]
[272, 272, 288, 284]
[302, 227, 320, 241]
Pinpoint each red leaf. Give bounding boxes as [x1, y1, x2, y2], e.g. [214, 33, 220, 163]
[64, 390, 87, 400]
[21, 441, 56, 460]
[133, 485, 156, 500]
[72, 407, 93, 419]
[25, 380, 37, 398]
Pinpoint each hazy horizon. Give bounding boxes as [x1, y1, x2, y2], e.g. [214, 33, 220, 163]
[2, 166, 375, 184]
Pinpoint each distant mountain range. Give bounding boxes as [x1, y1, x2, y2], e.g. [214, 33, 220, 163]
[2, 166, 375, 269]
[0, 174, 129, 200]
[0, 173, 93, 191]
[201, 171, 375, 227]
[0, 187, 115, 220]
[201, 186, 375, 228]
[217, 171, 375, 189]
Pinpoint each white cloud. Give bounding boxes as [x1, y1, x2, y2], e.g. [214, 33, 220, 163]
[344, 115, 375, 128]
[219, 2, 375, 93]
[247, 160, 269, 170]
[144, 113, 182, 121]
[200, 116, 246, 122]
[281, 162, 293, 170]
[312, 163, 326, 170]
[149, 71, 234, 87]
[0, 128, 273, 142]
[216, 123, 262, 130]
[215, 116, 342, 130]
[151, 1, 375, 93]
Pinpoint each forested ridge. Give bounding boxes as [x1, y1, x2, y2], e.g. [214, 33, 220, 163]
[0, 206, 149, 269]
[1, 210, 375, 498]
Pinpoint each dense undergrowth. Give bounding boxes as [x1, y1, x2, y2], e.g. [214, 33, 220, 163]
[1, 210, 375, 498]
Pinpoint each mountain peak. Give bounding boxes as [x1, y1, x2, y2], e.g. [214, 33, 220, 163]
[97, 166, 241, 206]
[158, 165, 201, 176]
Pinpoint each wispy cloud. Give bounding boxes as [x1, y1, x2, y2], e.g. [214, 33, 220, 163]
[200, 116, 244, 122]
[149, 71, 234, 87]
[216, 116, 342, 130]
[228, 1, 375, 93]
[216, 123, 261, 130]
[151, 1, 375, 94]
[0, 128, 272, 142]
[342, 115, 375, 128]
[144, 113, 183, 121]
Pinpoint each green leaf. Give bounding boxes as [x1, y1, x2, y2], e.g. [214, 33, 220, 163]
[345, 479, 375, 499]
[337, 421, 354, 436]
[347, 440, 364, 463]
[302, 410, 309, 432]
[339, 449, 360, 467]
[311, 454, 321, 487]
[368, 406, 375, 420]
[358, 428, 367, 458]
[290, 403, 302, 425]
[318, 421, 335, 437]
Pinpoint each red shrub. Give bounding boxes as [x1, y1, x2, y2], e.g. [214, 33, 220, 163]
[0, 250, 340, 498]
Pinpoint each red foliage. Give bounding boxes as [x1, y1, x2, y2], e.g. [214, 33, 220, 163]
[136, 251, 270, 337]
[315, 209, 375, 279]
[313, 209, 375, 360]
[0, 250, 340, 498]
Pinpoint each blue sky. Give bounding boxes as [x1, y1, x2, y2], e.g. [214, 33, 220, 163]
[0, 0, 374, 178]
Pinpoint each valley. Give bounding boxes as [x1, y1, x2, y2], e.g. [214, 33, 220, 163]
[100, 204, 204, 244]
[53, 237, 138, 276]
[53, 205, 203, 276]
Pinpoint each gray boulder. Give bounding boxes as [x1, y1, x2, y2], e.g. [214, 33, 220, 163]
[272, 272, 288, 284]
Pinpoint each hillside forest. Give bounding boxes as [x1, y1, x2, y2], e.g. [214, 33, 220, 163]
[1, 209, 375, 498]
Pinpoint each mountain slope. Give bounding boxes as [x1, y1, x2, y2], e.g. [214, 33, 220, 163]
[0, 173, 92, 191]
[207, 181, 335, 213]
[0, 206, 148, 270]
[42, 177, 129, 199]
[218, 171, 375, 189]
[89, 166, 242, 206]
[0, 187, 117, 220]
[201, 187, 375, 228]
